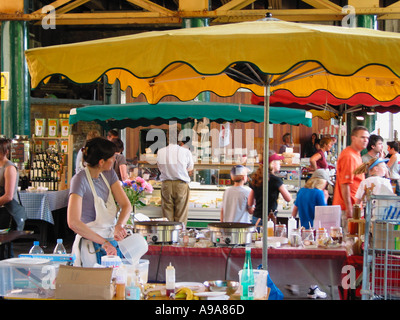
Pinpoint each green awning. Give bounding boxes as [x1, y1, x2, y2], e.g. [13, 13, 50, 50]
[69, 101, 312, 129]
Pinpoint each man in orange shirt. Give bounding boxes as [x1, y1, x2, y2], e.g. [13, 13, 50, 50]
[333, 126, 369, 230]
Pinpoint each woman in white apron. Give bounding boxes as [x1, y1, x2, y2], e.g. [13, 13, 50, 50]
[67, 137, 132, 267]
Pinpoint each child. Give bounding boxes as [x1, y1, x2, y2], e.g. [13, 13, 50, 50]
[221, 165, 251, 223]
[354, 157, 394, 207]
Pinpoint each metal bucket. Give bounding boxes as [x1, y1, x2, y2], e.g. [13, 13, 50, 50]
[208, 222, 255, 246]
[134, 221, 183, 244]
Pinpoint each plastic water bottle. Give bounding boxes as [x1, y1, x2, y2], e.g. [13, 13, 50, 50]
[53, 239, 67, 254]
[29, 241, 44, 254]
[240, 247, 254, 300]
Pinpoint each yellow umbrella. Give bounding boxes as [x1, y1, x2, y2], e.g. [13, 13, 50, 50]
[25, 16, 400, 269]
[26, 19, 400, 102]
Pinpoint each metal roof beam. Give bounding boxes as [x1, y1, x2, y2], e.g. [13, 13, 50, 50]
[56, 0, 92, 14]
[301, 0, 342, 11]
[126, 0, 176, 16]
[216, 0, 257, 11]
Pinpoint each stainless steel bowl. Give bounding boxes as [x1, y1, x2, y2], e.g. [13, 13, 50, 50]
[134, 221, 183, 244]
[203, 280, 239, 295]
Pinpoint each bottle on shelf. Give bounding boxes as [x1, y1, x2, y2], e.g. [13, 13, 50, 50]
[165, 262, 176, 297]
[240, 247, 255, 300]
[53, 238, 67, 254]
[29, 241, 44, 254]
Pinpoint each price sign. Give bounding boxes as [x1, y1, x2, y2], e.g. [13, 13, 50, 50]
[1, 72, 9, 101]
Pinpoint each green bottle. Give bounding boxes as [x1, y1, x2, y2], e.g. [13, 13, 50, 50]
[241, 247, 254, 300]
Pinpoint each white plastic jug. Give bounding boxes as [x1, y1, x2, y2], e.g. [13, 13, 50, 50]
[239, 269, 269, 300]
[118, 233, 148, 265]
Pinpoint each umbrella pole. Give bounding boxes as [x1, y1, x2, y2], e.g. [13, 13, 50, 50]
[338, 115, 343, 155]
[262, 84, 271, 270]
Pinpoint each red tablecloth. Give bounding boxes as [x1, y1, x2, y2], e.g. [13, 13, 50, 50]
[143, 244, 348, 287]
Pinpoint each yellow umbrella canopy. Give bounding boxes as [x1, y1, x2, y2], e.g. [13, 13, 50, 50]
[25, 17, 400, 269]
[26, 18, 400, 103]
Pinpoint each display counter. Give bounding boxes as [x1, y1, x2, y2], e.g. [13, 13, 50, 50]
[137, 162, 303, 227]
[143, 244, 348, 295]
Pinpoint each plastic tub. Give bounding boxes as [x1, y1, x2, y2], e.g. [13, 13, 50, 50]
[125, 259, 149, 284]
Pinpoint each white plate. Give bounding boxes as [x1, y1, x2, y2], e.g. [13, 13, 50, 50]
[267, 236, 288, 244]
[176, 282, 206, 292]
[6, 258, 50, 265]
[194, 292, 229, 300]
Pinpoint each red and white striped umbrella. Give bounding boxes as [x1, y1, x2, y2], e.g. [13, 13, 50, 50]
[319, 124, 346, 136]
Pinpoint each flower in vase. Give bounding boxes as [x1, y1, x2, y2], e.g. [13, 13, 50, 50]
[122, 177, 153, 211]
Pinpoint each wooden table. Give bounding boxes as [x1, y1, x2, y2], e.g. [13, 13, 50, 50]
[0, 230, 34, 260]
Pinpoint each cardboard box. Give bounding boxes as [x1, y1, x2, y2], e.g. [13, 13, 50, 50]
[34, 140, 44, 152]
[61, 140, 68, 153]
[373, 222, 400, 250]
[48, 140, 57, 151]
[35, 119, 46, 137]
[55, 265, 114, 300]
[60, 119, 70, 137]
[48, 119, 59, 137]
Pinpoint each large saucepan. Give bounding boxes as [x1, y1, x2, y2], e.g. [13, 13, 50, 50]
[208, 222, 255, 246]
[134, 221, 183, 244]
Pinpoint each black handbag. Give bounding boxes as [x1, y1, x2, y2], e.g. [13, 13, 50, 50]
[2, 192, 27, 231]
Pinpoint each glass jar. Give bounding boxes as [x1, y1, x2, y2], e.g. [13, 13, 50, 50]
[315, 228, 328, 241]
[301, 229, 315, 242]
[274, 224, 287, 238]
[330, 226, 343, 244]
[289, 229, 302, 247]
[353, 204, 361, 219]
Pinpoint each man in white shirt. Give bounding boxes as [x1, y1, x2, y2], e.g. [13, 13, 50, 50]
[157, 129, 194, 224]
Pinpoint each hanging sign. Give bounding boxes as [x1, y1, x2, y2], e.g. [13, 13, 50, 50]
[1, 72, 9, 101]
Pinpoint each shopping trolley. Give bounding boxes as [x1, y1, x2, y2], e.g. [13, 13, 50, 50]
[362, 194, 400, 300]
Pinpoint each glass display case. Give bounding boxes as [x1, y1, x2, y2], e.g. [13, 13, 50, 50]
[134, 162, 304, 227]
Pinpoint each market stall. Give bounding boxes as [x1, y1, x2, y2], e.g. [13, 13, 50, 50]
[68, 101, 313, 129]
[68, 101, 310, 227]
[24, 16, 400, 294]
[143, 245, 348, 294]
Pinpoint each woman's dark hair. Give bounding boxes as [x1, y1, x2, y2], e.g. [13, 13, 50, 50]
[111, 137, 124, 153]
[0, 138, 12, 157]
[82, 137, 116, 167]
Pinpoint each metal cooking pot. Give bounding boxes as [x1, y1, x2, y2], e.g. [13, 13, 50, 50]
[208, 222, 255, 246]
[134, 221, 183, 244]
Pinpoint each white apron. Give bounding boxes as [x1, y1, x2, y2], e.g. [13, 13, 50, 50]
[72, 167, 118, 267]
